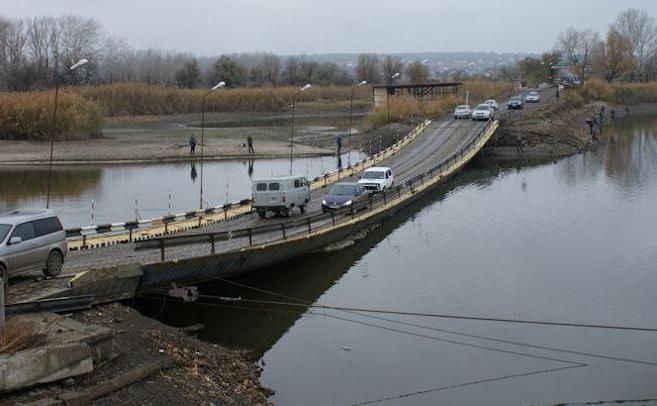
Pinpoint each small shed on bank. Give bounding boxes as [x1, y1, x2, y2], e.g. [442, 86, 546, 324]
[372, 82, 462, 107]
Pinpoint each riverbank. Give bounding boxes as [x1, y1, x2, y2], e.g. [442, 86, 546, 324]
[4, 302, 271, 405]
[489, 87, 657, 160]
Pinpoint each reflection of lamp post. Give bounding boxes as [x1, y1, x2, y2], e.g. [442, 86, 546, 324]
[46, 58, 89, 209]
[289, 83, 311, 174]
[348, 80, 367, 167]
[199, 81, 226, 210]
[387, 72, 400, 122]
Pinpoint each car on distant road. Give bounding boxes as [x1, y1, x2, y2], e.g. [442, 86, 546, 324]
[0, 209, 68, 286]
[507, 96, 524, 109]
[484, 99, 499, 110]
[358, 166, 394, 194]
[525, 91, 540, 103]
[322, 182, 368, 212]
[252, 175, 310, 218]
[471, 104, 495, 121]
[453, 105, 472, 119]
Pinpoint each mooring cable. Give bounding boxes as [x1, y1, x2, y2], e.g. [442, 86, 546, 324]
[210, 278, 657, 366]
[198, 293, 657, 333]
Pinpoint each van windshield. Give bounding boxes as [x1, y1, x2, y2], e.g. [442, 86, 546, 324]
[328, 184, 358, 196]
[362, 171, 385, 179]
[0, 224, 10, 242]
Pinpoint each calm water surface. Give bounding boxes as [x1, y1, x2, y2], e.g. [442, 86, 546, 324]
[0, 151, 361, 227]
[142, 116, 657, 405]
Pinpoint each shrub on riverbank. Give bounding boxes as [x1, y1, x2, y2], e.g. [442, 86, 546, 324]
[366, 80, 513, 127]
[566, 79, 657, 107]
[0, 90, 104, 141]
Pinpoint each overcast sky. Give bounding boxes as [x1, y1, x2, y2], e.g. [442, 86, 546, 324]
[4, 0, 657, 55]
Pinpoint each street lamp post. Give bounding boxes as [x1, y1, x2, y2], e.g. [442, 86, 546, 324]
[199, 81, 226, 211]
[348, 80, 367, 167]
[46, 58, 89, 209]
[387, 72, 400, 122]
[290, 83, 311, 174]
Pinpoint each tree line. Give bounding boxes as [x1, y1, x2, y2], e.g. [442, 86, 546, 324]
[0, 14, 442, 92]
[500, 8, 657, 84]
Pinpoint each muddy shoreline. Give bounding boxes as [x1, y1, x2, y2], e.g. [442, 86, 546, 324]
[488, 98, 657, 160]
[3, 303, 272, 405]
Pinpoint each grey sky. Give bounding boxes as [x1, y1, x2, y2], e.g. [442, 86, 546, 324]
[4, 0, 657, 55]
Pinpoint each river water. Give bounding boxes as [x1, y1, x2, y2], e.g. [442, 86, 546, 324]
[139, 116, 657, 405]
[0, 151, 361, 228]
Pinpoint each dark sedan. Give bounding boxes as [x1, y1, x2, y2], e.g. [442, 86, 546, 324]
[322, 182, 368, 212]
[507, 96, 524, 109]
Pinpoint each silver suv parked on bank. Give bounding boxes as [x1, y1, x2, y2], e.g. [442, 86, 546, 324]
[0, 209, 68, 285]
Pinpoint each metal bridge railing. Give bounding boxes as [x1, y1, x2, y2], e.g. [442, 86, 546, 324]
[136, 120, 496, 262]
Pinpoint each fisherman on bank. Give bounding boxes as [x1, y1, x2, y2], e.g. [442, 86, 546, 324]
[189, 134, 197, 155]
[247, 136, 255, 155]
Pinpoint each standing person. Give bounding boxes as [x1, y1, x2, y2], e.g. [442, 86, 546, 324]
[247, 136, 255, 155]
[189, 134, 197, 155]
[336, 135, 342, 156]
[556, 86, 560, 101]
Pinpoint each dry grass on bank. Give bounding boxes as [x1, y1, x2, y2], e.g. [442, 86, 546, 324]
[366, 80, 513, 127]
[566, 79, 657, 107]
[0, 90, 104, 141]
[78, 83, 367, 116]
[0, 83, 368, 140]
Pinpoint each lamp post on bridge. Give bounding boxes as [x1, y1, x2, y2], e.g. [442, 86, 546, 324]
[199, 81, 227, 211]
[387, 72, 400, 123]
[289, 83, 311, 175]
[46, 58, 89, 209]
[348, 80, 367, 167]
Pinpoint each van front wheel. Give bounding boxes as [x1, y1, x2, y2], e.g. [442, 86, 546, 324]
[44, 250, 63, 277]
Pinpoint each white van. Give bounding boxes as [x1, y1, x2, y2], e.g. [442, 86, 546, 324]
[252, 176, 311, 218]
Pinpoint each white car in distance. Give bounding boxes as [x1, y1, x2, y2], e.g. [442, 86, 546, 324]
[525, 91, 541, 103]
[358, 167, 394, 194]
[471, 104, 495, 121]
[453, 105, 472, 119]
[484, 99, 499, 110]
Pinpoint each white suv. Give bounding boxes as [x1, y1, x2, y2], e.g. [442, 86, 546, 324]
[358, 167, 394, 193]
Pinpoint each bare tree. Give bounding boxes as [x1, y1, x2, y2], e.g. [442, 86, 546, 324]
[557, 27, 600, 82]
[381, 55, 402, 83]
[593, 29, 634, 82]
[356, 54, 381, 84]
[612, 8, 657, 80]
[405, 61, 429, 83]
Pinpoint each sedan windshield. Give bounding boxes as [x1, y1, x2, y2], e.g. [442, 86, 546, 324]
[329, 184, 358, 196]
[455, 105, 468, 110]
[474, 105, 489, 111]
[0, 224, 10, 243]
[362, 171, 384, 179]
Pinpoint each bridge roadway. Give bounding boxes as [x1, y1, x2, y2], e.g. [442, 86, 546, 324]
[59, 118, 486, 271]
[7, 88, 553, 303]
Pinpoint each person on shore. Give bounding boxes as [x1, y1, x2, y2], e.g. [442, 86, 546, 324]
[556, 87, 560, 101]
[189, 134, 197, 155]
[247, 136, 255, 155]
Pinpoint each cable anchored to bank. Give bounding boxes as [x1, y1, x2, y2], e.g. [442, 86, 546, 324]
[197, 294, 657, 333]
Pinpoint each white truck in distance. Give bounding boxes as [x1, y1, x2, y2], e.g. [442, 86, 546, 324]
[252, 175, 310, 218]
[358, 167, 394, 193]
